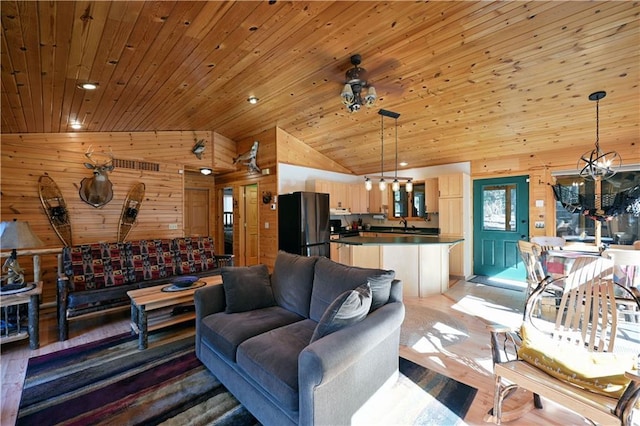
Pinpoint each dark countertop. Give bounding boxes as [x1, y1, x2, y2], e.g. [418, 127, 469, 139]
[366, 226, 439, 235]
[330, 235, 464, 245]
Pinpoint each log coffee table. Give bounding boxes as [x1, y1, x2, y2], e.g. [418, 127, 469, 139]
[127, 274, 222, 349]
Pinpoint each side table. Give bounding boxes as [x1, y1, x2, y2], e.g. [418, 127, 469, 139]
[0, 281, 42, 349]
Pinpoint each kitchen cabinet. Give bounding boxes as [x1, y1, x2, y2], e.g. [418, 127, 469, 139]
[425, 178, 439, 213]
[368, 186, 389, 214]
[439, 198, 463, 235]
[306, 180, 348, 209]
[438, 173, 470, 278]
[349, 184, 369, 214]
[439, 174, 463, 198]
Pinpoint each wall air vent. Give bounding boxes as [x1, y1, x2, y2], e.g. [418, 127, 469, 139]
[113, 158, 160, 172]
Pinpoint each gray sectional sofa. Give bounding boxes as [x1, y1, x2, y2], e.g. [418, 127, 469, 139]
[194, 251, 405, 426]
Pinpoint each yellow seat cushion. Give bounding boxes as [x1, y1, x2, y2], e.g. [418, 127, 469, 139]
[517, 323, 637, 398]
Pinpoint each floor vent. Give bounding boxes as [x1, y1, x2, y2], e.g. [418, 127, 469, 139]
[113, 158, 160, 172]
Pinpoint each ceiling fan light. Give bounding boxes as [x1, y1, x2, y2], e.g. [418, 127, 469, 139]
[364, 177, 372, 191]
[364, 86, 377, 107]
[341, 84, 354, 105]
[405, 179, 413, 193]
[391, 178, 400, 192]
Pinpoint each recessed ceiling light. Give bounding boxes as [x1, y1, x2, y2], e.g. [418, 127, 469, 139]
[79, 83, 98, 90]
[70, 122, 82, 129]
[247, 96, 259, 104]
[399, 161, 408, 167]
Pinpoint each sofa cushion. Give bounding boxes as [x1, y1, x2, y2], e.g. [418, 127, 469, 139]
[271, 251, 318, 318]
[237, 319, 317, 412]
[309, 257, 395, 322]
[200, 306, 304, 362]
[310, 283, 371, 343]
[63, 243, 132, 291]
[221, 264, 276, 313]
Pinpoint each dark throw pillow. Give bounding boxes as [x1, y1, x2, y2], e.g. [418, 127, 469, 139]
[221, 264, 276, 313]
[310, 282, 372, 343]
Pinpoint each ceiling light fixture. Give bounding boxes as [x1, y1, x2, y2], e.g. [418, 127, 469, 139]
[577, 91, 621, 181]
[364, 109, 413, 193]
[247, 96, 259, 104]
[200, 168, 212, 175]
[79, 83, 98, 90]
[340, 54, 376, 113]
[70, 122, 82, 130]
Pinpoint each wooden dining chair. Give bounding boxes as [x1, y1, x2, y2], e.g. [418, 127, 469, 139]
[602, 249, 640, 323]
[530, 236, 566, 252]
[488, 255, 640, 425]
[517, 240, 546, 297]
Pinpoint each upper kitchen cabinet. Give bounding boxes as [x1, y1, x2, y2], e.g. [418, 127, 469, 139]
[439, 174, 464, 198]
[349, 184, 369, 214]
[306, 180, 348, 210]
[369, 186, 389, 215]
[425, 178, 439, 213]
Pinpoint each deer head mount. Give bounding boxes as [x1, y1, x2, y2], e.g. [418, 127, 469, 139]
[79, 146, 115, 207]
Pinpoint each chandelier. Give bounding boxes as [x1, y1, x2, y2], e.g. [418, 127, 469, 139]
[577, 91, 621, 180]
[340, 54, 376, 113]
[364, 109, 413, 192]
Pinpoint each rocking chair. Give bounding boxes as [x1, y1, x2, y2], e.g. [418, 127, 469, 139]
[488, 255, 640, 425]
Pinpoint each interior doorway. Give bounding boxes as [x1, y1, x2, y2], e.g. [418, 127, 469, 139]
[184, 188, 209, 236]
[243, 184, 259, 265]
[223, 187, 233, 255]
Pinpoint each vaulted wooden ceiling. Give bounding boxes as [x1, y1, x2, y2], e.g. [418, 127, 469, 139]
[1, 1, 638, 175]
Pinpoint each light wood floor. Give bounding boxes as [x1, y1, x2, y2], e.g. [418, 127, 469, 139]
[1, 280, 594, 426]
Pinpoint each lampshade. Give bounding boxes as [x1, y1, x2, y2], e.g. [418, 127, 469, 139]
[0, 220, 44, 249]
[379, 178, 387, 191]
[364, 177, 372, 191]
[405, 179, 413, 193]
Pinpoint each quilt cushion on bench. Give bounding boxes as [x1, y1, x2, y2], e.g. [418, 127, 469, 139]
[518, 323, 636, 398]
[200, 306, 304, 362]
[237, 319, 317, 412]
[173, 237, 215, 274]
[63, 243, 132, 291]
[126, 239, 175, 281]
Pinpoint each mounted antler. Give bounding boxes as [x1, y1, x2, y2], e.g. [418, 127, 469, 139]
[79, 146, 115, 207]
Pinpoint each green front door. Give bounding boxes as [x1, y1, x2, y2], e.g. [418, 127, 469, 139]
[473, 176, 529, 280]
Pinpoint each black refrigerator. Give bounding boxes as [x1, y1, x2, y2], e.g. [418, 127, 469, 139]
[278, 192, 330, 257]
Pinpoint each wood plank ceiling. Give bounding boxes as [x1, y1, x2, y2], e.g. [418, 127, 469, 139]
[1, 1, 638, 175]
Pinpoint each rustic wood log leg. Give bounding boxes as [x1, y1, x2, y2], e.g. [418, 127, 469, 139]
[28, 292, 39, 349]
[138, 306, 148, 350]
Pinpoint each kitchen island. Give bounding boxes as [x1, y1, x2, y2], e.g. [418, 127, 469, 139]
[330, 235, 464, 297]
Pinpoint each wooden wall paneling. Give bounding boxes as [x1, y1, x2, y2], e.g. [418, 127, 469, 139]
[213, 131, 237, 172]
[276, 127, 353, 174]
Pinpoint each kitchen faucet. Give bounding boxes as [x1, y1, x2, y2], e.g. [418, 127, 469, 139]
[399, 217, 408, 231]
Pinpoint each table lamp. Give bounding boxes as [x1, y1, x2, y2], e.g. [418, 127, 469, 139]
[1, 219, 44, 289]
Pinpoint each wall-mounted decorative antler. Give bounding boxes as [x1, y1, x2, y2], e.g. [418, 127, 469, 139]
[79, 146, 115, 207]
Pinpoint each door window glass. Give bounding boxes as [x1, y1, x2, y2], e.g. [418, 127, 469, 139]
[482, 184, 517, 231]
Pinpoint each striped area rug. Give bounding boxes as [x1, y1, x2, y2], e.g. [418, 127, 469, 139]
[18, 326, 476, 425]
